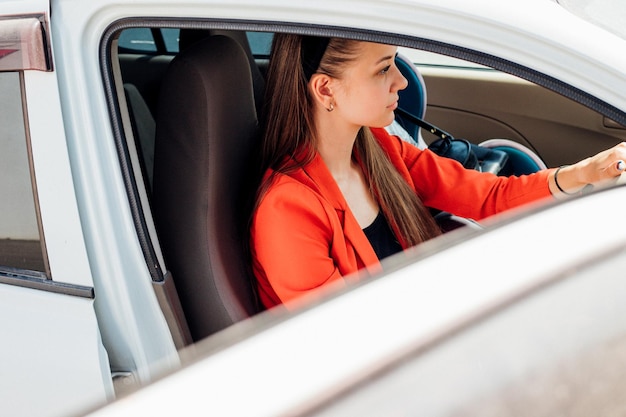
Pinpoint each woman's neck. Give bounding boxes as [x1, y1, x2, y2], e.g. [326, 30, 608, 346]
[315, 116, 379, 228]
[315, 117, 361, 180]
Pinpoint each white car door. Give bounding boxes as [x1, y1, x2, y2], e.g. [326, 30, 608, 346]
[0, 3, 114, 417]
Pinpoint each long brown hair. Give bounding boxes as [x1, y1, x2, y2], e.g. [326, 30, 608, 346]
[254, 33, 440, 247]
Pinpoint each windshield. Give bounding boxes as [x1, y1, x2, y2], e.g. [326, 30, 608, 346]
[557, 0, 626, 40]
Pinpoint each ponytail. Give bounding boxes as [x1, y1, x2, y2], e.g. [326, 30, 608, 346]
[356, 129, 441, 246]
[258, 34, 317, 177]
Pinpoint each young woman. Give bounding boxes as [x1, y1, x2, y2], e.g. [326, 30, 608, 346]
[250, 34, 626, 309]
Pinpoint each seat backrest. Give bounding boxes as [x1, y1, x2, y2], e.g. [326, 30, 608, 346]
[124, 83, 156, 189]
[394, 53, 428, 143]
[153, 35, 261, 341]
[179, 29, 266, 113]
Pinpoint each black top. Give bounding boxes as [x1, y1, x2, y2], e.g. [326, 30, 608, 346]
[362, 211, 403, 260]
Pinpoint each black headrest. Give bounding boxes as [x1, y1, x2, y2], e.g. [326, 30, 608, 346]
[179, 29, 266, 112]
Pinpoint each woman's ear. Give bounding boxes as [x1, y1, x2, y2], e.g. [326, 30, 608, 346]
[309, 74, 335, 110]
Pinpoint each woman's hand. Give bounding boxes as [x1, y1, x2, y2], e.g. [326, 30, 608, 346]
[549, 142, 626, 197]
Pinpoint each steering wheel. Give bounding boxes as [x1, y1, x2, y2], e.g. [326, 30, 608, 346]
[434, 211, 483, 233]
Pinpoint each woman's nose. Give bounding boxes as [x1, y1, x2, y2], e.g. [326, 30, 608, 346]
[394, 67, 408, 92]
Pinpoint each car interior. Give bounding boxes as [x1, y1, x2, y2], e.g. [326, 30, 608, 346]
[107, 24, 626, 347]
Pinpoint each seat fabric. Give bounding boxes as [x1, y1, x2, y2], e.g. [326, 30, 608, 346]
[153, 35, 261, 341]
[124, 83, 156, 189]
[394, 53, 428, 145]
[179, 29, 266, 114]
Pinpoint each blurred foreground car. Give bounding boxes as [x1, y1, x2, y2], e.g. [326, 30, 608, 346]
[0, 0, 625, 416]
[90, 185, 626, 416]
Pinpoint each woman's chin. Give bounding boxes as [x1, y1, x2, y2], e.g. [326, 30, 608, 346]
[365, 112, 396, 129]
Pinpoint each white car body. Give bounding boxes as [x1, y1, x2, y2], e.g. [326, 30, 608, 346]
[0, 0, 625, 416]
[89, 187, 626, 416]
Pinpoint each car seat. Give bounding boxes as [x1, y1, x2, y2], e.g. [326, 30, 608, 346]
[179, 29, 266, 114]
[153, 35, 261, 341]
[394, 53, 428, 146]
[478, 138, 547, 174]
[393, 52, 547, 175]
[124, 83, 156, 189]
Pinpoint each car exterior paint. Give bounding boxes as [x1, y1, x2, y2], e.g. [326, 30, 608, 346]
[1, 0, 625, 416]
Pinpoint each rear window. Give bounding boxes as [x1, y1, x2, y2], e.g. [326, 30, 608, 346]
[0, 72, 46, 273]
[118, 29, 273, 57]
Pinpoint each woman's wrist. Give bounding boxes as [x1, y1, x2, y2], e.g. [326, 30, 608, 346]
[554, 166, 577, 195]
[549, 164, 590, 197]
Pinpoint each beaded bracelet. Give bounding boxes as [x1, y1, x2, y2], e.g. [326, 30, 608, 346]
[554, 166, 577, 195]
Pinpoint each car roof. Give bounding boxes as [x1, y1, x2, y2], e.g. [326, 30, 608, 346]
[556, 0, 626, 40]
[64, 0, 626, 117]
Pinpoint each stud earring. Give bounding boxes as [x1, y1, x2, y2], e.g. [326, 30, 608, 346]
[327, 102, 334, 112]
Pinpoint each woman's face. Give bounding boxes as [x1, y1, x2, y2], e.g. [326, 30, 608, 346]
[332, 41, 408, 129]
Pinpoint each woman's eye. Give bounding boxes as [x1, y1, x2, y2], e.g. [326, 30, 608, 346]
[380, 65, 391, 75]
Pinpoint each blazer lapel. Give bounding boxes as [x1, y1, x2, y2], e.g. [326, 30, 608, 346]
[293, 153, 381, 272]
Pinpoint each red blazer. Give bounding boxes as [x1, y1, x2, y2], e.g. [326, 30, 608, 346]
[251, 128, 553, 308]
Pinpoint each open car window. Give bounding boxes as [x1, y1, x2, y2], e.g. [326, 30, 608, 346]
[107, 23, 626, 346]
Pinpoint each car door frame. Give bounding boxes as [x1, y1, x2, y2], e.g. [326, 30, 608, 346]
[0, 5, 114, 417]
